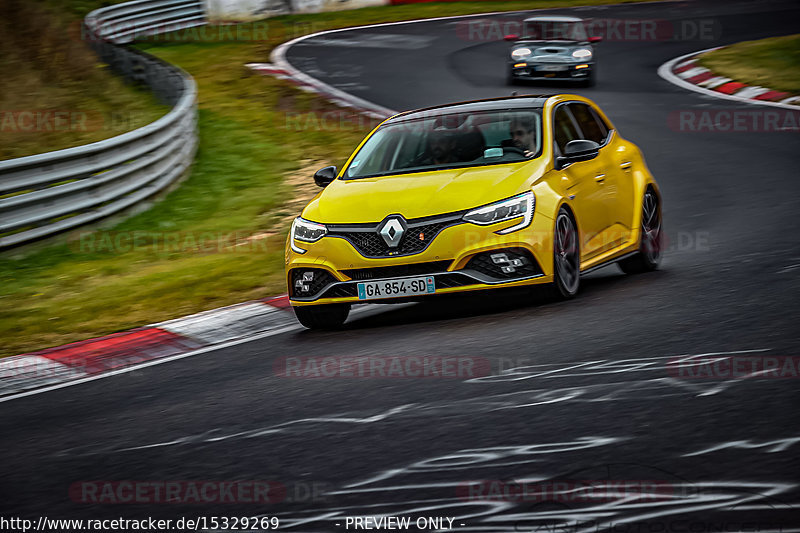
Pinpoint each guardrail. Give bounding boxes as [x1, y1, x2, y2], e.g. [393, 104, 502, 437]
[0, 0, 206, 249]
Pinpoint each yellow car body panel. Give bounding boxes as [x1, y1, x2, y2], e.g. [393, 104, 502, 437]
[300, 160, 548, 224]
[286, 94, 660, 308]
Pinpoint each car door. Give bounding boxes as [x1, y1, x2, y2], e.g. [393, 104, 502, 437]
[552, 103, 607, 262]
[574, 103, 637, 244]
[566, 102, 622, 253]
[592, 105, 636, 237]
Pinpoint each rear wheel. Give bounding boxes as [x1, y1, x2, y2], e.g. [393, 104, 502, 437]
[543, 208, 581, 300]
[619, 188, 662, 274]
[293, 303, 350, 330]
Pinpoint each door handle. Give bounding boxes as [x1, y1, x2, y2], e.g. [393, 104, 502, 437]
[594, 174, 606, 182]
[620, 161, 632, 169]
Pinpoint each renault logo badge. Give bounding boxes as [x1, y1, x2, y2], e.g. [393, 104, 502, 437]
[378, 216, 406, 248]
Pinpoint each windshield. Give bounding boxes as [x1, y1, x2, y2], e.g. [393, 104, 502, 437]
[343, 109, 542, 179]
[522, 20, 588, 41]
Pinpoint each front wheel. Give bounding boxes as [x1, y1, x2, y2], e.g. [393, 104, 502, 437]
[293, 303, 350, 330]
[619, 188, 662, 274]
[543, 208, 581, 300]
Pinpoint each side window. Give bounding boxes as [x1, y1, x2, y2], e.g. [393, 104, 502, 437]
[553, 105, 580, 154]
[589, 106, 610, 140]
[569, 103, 606, 145]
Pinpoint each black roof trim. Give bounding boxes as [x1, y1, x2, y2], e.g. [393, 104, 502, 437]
[386, 95, 556, 124]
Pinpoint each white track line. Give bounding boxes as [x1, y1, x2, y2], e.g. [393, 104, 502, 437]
[0, 324, 301, 404]
[658, 47, 800, 110]
[156, 301, 295, 344]
[0, 303, 395, 403]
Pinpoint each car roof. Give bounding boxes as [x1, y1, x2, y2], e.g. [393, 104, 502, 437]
[523, 16, 583, 23]
[386, 95, 554, 123]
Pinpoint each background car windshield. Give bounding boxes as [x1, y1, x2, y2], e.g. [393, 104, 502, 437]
[523, 20, 587, 41]
[344, 110, 542, 179]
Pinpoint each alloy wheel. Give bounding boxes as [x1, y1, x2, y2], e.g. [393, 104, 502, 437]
[555, 212, 580, 295]
[641, 189, 662, 265]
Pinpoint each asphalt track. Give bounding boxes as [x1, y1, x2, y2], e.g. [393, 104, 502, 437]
[2, 0, 800, 531]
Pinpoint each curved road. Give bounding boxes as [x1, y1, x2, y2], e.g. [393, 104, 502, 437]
[3, 0, 800, 531]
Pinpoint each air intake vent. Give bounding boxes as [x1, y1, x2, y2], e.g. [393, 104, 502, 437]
[341, 260, 452, 281]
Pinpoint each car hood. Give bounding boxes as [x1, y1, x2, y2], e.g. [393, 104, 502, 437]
[301, 161, 544, 224]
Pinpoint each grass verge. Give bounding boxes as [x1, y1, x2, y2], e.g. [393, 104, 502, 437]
[0, 0, 166, 160]
[3, 0, 653, 356]
[695, 34, 800, 95]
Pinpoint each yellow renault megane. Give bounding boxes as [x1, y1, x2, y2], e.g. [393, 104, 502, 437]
[286, 94, 662, 329]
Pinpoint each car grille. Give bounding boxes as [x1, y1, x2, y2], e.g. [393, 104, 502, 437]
[341, 260, 452, 281]
[465, 248, 542, 280]
[328, 212, 464, 259]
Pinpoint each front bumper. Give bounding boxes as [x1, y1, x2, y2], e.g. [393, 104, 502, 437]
[510, 61, 594, 80]
[286, 215, 556, 306]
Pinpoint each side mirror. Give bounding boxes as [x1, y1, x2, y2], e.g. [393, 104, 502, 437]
[556, 140, 600, 169]
[504, 34, 519, 41]
[313, 166, 337, 187]
[588, 36, 602, 43]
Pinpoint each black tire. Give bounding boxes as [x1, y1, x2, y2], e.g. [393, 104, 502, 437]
[542, 208, 581, 300]
[619, 188, 662, 274]
[293, 303, 350, 330]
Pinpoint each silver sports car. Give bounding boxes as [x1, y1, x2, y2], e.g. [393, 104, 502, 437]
[506, 16, 601, 87]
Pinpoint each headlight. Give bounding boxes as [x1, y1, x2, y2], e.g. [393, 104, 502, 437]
[511, 48, 532, 60]
[572, 48, 592, 59]
[462, 192, 535, 235]
[291, 217, 327, 253]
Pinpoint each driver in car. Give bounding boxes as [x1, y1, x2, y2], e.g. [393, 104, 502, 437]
[415, 127, 459, 166]
[508, 115, 537, 158]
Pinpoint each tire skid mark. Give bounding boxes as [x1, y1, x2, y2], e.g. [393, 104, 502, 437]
[684, 437, 800, 457]
[53, 348, 776, 458]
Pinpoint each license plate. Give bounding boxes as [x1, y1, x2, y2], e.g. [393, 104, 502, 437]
[357, 276, 435, 300]
[537, 65, 566, 72]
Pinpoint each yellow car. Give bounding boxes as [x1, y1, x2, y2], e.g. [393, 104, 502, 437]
[286, 94, 662, 329]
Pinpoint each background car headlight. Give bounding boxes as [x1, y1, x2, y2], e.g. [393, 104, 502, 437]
[572, 48, 592, 59]
[291, 217, 327, 253]
[511, 48, 532, 60]
[463, 192, 535, 235]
